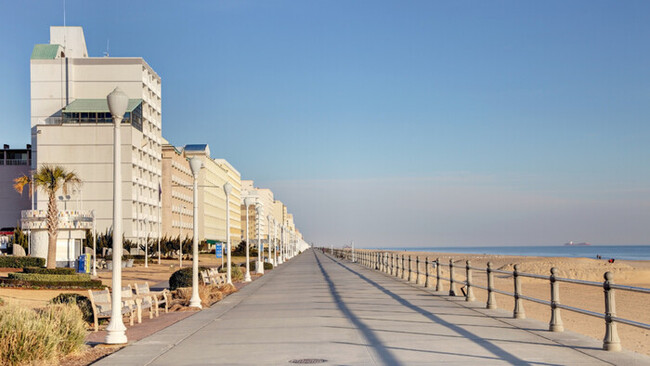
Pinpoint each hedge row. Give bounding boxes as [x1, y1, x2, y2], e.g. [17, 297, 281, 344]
[0, 278, 104, 289]
[0, 257, 45, 268]
[8, 273, 91, 282]
[23, 267, 75, 275]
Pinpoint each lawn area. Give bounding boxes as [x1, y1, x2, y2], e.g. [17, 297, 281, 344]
[0, 254, 253, 309]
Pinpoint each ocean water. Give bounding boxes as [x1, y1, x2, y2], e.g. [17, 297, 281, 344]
[379, 245, 650, 261]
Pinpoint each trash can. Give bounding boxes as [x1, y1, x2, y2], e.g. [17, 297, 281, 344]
[83, 253, 90, 273]
[76, 255, 85, 273]
[77, 254, 90, 273]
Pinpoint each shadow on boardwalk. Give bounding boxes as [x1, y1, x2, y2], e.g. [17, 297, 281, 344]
[94, 249, 650, 366]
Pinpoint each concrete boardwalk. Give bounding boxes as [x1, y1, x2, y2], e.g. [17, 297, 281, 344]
[96, 249, 650, 365]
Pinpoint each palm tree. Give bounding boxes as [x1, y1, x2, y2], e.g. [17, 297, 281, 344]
[14, 165, 82, 268]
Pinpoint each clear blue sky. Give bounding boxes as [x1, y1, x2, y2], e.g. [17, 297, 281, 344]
[1, 1, 649, 247]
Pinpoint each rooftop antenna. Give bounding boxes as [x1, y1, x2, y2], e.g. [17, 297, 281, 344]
[104, 39, 110, 57]
[63, 0, 66, 49]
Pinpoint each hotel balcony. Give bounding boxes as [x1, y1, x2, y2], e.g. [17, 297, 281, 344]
[21, 210, 93, 230]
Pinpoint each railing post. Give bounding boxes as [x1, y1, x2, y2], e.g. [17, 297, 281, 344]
[406, 255, 412, 282]
[415, 257, 420, 284]
[465, 260, 475, 301]
[424, 257, 430, 288]
[549, 267, 564, 332]
[384, 253, 388, 273]
[395, 254, 398, 276]
[486, 262, 496, 309]
[401, 255, 406, 279]
[513, 264, 525, 319]
[384, 252, 390, 274]
[603, 272, 621, 351]
[390, 254, 394, 276]
[449, 259, 457, 296]
[436, 258, 443, 292]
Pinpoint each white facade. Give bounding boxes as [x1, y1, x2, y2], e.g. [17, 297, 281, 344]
[30, 26, 162, 246]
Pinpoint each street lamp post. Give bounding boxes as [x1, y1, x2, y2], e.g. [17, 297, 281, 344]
[179, 205, 185, 268]
[243, 198, 253, 282]
[188, 157, 203, 309]
[256, 203, 264, 274]
[92, 210, 96, 276]
[280, 225, 287, 262]
[266, 215, 272, 268]
[275, 221, 281, 265]
[143, 217, 149, 268]
[105, 87, 128, 344]
[223, 183, 233, 284]
[157, 184, 161, 265]
[135, 178, 140, 267]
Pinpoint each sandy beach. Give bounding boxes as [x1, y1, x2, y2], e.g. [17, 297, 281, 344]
[361, 249, 650, 356]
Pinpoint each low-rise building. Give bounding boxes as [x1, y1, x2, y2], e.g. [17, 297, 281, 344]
[0, 144, 32, 229]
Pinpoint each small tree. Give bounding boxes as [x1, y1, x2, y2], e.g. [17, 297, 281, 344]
[12, 224, 28, 251]
[14, 165, 81, 268]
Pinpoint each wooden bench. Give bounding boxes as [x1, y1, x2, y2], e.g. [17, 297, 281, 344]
[134, 282, 169, 317]
[201, 269, 228, 286]
[87, 288, 135, 332]
[122, 285, 154, 324]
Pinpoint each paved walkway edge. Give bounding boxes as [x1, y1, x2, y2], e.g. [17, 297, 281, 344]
[93, 261, 291, 366]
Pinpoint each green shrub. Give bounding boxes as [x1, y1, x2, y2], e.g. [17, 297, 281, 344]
[0, 303, 85, 365]
[217, 265, 244, 281]
[169, 266, 209, 290]
[0, 278, 104, 289]
[23, 267, 75, 275]
[50, 293, 93, 323]
[8, 273, 91, 282]
[263, 262, 274, 270]
[0, 256, 45, 268]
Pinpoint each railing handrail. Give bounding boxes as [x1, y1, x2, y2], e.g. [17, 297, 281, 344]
[322, 247, 650, 352]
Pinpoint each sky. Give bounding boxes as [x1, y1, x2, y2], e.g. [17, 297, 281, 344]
[1, 1, 649, 247]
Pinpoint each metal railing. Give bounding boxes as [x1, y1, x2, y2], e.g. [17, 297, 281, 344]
[325, 248, 650, 352]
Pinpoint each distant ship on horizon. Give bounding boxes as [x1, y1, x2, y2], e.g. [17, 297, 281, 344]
[564, 241, 591, 246]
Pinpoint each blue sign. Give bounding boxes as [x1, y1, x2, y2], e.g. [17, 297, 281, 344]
[215, 243, 223, 258]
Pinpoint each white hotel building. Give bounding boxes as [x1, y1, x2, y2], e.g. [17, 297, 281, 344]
[28, 26, 162, 262]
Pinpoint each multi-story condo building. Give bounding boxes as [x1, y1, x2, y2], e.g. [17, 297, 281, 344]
[182, 144, 241, 245]
[0, 144, 32, 229]
[161, 139, 193, 239]
[239, 180, 274, 241]
[29, 26, 162, 260]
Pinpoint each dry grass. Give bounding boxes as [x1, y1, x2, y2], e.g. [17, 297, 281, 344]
[0, 303, 86, 365]
[172, 284, 238, 309]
